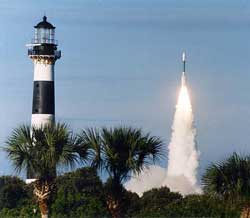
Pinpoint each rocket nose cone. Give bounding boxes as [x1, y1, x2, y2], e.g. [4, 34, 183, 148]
[182, 52, 186, 62]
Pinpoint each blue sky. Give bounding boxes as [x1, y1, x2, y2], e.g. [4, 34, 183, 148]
[0, 0, 249, 177]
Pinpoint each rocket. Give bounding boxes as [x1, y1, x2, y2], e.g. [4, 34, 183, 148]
[181, 52, 186, 87]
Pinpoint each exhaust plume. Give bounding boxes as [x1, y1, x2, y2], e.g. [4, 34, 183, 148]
[163, 72, 200, 193]
[125, 54, 201, 196]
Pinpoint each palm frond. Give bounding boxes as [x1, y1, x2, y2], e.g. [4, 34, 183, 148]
[78, 128, 103, 169]
[3, 125, 34, 173]
[202, 152, 250, 202]
[79, 126, 164, 184]
[3, 123, 90, 180]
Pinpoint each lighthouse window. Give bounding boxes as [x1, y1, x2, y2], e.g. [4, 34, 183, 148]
[34, 29, 38, 43]
[37, 28, 50, 43]
[50, 29, 55, 43]
[41, 28, 46, 43]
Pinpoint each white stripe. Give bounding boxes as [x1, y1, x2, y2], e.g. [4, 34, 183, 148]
[34, 63, 54, 81]
[31, 114, 54, 128]
[26, 178, 37, 184]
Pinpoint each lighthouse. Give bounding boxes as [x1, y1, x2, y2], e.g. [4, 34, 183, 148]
[26, 16, 61, 182]
[27, 16, 61, 128]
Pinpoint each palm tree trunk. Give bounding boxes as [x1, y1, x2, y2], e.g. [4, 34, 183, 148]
[105, 178, 124, 218]
[106, 195, 122, 218]
[39, 199, 49, 218]
[241, 206, 250, 218]
[34, 180, 55, 218]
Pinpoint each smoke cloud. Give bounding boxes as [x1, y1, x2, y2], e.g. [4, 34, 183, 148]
[125, 165, 166, 197]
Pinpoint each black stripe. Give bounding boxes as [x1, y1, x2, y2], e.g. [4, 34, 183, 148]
[32, 81, 55, 114]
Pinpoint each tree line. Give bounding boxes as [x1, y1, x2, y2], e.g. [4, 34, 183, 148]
[1, 123, 249, 218]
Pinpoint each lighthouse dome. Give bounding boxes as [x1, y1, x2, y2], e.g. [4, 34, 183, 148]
[34, 16, 55, 29]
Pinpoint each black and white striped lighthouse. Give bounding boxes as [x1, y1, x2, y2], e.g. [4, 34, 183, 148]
[28, 16, 61, 128]
[26, 16, 61, 182]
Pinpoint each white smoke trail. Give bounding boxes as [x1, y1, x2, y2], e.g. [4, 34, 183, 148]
[162, 72, 200, 194]
[125, 70, 201, 196]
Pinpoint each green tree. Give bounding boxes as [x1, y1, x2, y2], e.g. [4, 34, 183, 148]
[163, 194, 239, 218]
[3, 123, 90, 218]
[134, 193, 239, 218]
[51, 167, 109, 218]
[79, 127, 163, 218]
[0, 176, 27, 210]
[139, 187, 182, 214]
[202, 153, 250, 218]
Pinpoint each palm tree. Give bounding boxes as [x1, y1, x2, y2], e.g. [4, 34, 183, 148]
[202, 153, 250, 218]
[79, 126, 163, 218]
[3, 123, 90, 218]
